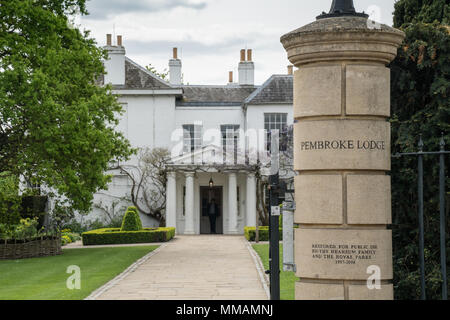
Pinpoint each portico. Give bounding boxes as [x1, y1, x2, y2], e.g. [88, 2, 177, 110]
[166, 146, 258, 235]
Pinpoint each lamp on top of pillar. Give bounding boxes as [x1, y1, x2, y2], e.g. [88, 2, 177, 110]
[317, 0, 368, 19]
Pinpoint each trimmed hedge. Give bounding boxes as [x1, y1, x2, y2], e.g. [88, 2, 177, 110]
[121, 206, 142, 231]
[244, 226, 282, 241]
[82, 227, 176, 246]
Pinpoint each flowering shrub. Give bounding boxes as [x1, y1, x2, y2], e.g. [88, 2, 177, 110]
[0, 218, 42, 240]
[60, 228, 81, 246]
[61, 235, 72, 246]
[14, 218, 40, 239]
[0, 218, 81, 247]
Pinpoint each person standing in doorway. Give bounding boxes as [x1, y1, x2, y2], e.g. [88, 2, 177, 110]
[208, 199, 219, 234]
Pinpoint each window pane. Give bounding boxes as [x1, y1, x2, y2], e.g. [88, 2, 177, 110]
[264, 113, 288, 151]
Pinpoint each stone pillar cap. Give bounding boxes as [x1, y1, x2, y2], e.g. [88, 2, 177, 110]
[281, 16, 405, 66]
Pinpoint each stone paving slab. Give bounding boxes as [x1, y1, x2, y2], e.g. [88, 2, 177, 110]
[93, 235, 269, 300]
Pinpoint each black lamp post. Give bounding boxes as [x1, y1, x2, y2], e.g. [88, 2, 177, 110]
[317, 0, 368, 20]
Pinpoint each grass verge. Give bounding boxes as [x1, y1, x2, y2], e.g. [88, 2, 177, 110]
[0, 246, 158, 300]
[252, 243, 298, 300]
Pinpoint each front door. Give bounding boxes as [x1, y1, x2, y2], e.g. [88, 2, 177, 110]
[200, 186, 223, 234]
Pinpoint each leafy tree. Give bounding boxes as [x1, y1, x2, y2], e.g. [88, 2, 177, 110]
[390, 0, 449, 300]
[0, 173, 21, 225]
[394, 0, 449, 26]
[0, 0, 134, 219]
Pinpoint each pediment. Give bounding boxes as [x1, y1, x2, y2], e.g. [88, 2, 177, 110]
[168, 144, 245, 166]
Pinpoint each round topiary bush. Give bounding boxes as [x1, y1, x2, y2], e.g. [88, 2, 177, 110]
[120, 207, 143, 231]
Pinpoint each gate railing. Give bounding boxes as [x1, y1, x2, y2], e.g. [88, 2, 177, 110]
[393, 134, 449, 300]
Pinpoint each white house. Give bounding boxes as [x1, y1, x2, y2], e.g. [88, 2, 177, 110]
[86, 35, 294, 235]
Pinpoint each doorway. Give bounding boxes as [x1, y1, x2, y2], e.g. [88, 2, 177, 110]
[200, 186, 223, 234]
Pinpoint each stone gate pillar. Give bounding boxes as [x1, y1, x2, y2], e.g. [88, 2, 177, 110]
[281, 1, 405, 300]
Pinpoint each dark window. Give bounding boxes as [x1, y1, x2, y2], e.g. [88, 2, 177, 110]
[264, 113, 288, 151]
[221, 125, 240, 149]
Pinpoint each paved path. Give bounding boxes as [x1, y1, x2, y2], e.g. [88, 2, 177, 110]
[92, 235, 269, 300]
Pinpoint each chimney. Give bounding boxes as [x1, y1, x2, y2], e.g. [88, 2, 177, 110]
[169, 47, 182, 85]
[287, 65, 294, 75]
[104, 34, 126, 86]
[238, 49, 255, 86]
[173, 47, 178, 59]
[240, 49, 246, 62]
[229, 71, 233, 83]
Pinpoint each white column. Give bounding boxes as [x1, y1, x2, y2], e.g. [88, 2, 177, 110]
[282, 206, 295, 272]
[246, 172, 257, 227]
[228, 172, 238, 234]
[184, 172, 195, 235]
[166, 172, 177, 229]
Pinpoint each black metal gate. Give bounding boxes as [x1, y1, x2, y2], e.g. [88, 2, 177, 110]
[393, 134, 449, 300]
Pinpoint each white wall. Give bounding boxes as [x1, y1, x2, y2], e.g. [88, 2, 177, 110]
[174, 106, 244, 153]
[118, 95, 176, 151]
[246, 103, 294, 133]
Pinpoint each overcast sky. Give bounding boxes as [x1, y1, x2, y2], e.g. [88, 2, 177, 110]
[78, 0, 396, 85]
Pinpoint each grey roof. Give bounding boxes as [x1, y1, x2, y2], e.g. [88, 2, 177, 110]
[97, 57, 174, 90]
[176, 85, 258, 107]
[97, 56, 293, 106]
[244, 75, 293, 105]
[117, 58, 173, 90]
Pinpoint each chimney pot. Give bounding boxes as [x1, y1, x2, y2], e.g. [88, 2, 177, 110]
[117, 35, 122, 46]
[106, 34, 112, 46]
[229, 71, 233, 83]
[287, 65, 294, 75]
[240, 49, 246, 62]
[247, 49, 252, 62]
[173, 47, 178, 59]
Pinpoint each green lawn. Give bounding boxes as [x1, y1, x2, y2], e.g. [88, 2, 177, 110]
[0, 246, 158, 300]
[252, 244, 298, 300]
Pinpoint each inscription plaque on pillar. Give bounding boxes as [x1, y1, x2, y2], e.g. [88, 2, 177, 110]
[295, 229, 393, 280]
[294, 120, 391, 171]
[281, 1, 405, 300]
